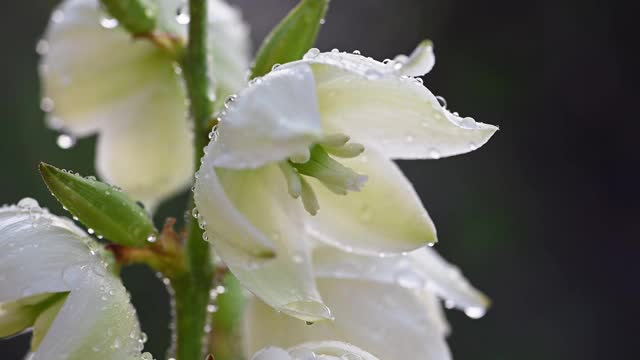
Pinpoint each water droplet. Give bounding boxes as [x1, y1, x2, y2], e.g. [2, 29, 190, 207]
[319, 18, 326, 25]
[72, 215, 79, 221]
[51, 10, 65, 24]
[224, 94, 237, 108]
[365, 69, 381, 80]
[464, 306, 486, 319]
[87, 228, 95, 234]
[428, 242, 435, 247]
[435, 96, 447, 108]
[191, 208, 199, 218]
[459, 117, 476, 128]
[40, 97, 55, 112]
[428, 148, 441, 159]
[292, 253, 304, 263]
[352, 50, 361, 55]
[147, 234, 157, 243]
[304, 48, 320, 59]
[56, 133, 76, 149]
[215, 285, 226, 294]
[271, 63, 281, 71]
[35, 39, 49, 55]
[206, 304, 218, 313]
[18, 197, 39, 209]
[331, 48, 340, 53]
[444, 300, 455, 309]
[469, 142, 478, 151]
[141, 352, 153, 360]
[176, 5, 190, 25]
[202, 232, 209, 241]
[100, 16, 119, 29]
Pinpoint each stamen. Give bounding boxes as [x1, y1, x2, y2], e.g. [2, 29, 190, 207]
[289, 149, 311, 164]
[324, 143, 365, 158]
[299, 177, 319, 215]
[292, 145, 367, 195]
[318, 134, 350, 147]
[278, 162, 302, 198]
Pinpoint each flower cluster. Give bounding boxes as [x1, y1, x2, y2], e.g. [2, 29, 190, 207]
[0, 0, 498, 359]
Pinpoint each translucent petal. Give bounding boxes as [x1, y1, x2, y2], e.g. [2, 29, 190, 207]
[281, 50, 498, 159]
[251, 342, 380, 360]
[395, 39, 436, 77]
[40, 0, 251, 206]
[208, 64, 323, 169]
[306, 146, 436, 254]
[0, 202, 144, 359]
[312, 245, 490, 316]
[245, 279, 451, 360]
[195, 166, 330, 322]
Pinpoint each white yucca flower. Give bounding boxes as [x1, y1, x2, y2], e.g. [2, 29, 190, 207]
[0, 198, 152, 360]
[194, 42, 497, 321]
[38, 0, 251, 208]
[243, 245, 489, 360]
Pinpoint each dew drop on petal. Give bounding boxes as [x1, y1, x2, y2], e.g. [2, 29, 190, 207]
[100, 16, 119, 29]
[319, 18, 326, 25]
[40, 97, 55, 112]
[147, 234, 157, 243]
[352, 49, 361, 55]
[176, 5, 191, 25]
[303, 48, 320, 59]
[35, 39, 49, 55]
[464, 306, 486, 319]
[56, 133, 77, 149]
[51, 10, 65, 24]
[428, 148, 441, 159]
[436, 96, 447, 109]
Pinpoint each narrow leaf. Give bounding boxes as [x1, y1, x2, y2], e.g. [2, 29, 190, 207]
[251, 0, 329, 78]
[39, 162, 157, 248]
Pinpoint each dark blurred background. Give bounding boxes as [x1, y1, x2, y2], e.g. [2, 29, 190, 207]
[1, 0, 637, 359]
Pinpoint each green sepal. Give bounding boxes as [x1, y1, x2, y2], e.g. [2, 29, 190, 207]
[251, 0, 329, 78]
[39, 162, 157, 248]
[100, 0, 157, 35]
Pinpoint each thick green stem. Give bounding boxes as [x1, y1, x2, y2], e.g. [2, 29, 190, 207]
[173, 0, 214, 359]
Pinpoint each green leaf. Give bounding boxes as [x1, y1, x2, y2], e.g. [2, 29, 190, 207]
[100, 0, 157, 35]
[251, 0, 329, 78]
[39, 163, 157, 248]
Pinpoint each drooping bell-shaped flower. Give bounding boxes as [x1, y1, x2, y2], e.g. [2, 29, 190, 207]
[251, 341, 379, 360]
[194, 42, 497, 321]
[244, 245, 489, 360]
[39, 0, 251, 208]
[0, 198, 151, 359]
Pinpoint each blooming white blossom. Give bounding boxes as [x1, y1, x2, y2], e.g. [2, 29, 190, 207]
[39, 0, 250, 208]
[194, 42, 498, 321]
[243, 244, 489, 360]
[0, 198, 150, 359]
[252, 341, 379, 360]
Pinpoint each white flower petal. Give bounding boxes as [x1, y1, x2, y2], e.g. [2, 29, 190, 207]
[282, 50, 498, 159]
[394, 40, 436, 77]
[195, 166, 330, 322]
[41, 0, 251, 206]
[0, 201, 145, 359]
[94, 66, 193, 208]
[288, 341, 381, 360]
[209, 64, 323, 169]
[312, 244, 489, 319]
[245, 278, 451, 360]
[306, 146, 436, 254]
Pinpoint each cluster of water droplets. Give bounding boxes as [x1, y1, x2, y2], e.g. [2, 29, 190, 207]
[286, 347, 364, 360]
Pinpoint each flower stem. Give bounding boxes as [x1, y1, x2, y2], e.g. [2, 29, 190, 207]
[173, 0, 215, 359]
